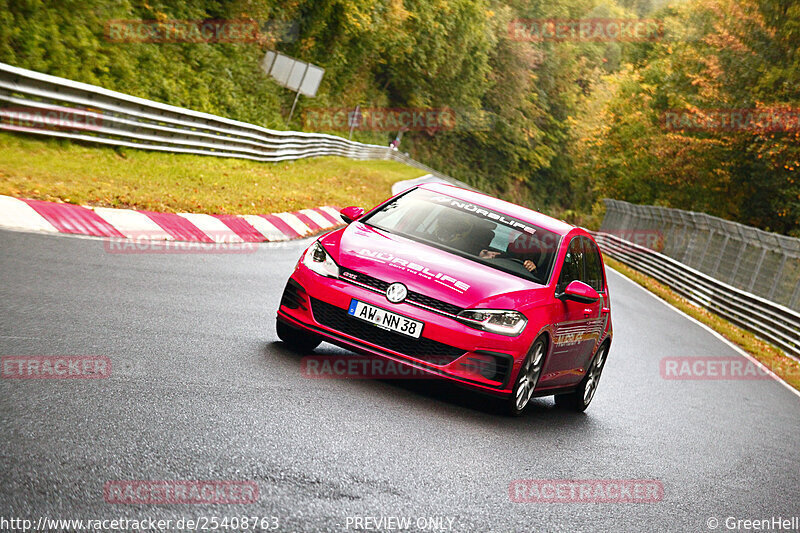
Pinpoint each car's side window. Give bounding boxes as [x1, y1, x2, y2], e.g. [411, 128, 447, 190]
[582, 237, 605, 292]
[556, 237, 585, 293]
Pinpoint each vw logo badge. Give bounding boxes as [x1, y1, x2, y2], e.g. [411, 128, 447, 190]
[386, 282, 407, 304]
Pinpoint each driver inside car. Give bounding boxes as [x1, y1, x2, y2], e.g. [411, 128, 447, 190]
[430, 213, 475, 247]
[430, 214, 540, 274]
[479, 233, 543, 273]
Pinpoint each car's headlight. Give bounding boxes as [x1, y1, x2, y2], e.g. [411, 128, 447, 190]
[456, 309, 527, 336]
[302, 241, 339, 278]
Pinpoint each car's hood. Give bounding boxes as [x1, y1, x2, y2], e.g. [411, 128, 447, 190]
[321, 222, 545, 309]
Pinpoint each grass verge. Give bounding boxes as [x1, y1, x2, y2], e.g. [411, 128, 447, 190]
[0, 132, 424, 214]
[605, 256, 800, 392]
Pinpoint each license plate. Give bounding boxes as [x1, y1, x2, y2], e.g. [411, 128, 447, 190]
[347, 299, 424, 339]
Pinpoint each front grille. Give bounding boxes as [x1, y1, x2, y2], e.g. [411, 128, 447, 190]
[339, 268, 464, 316]
[341, 268, 390, 291]
[406, 292, 462, 316]
[310, 297, 464, 364]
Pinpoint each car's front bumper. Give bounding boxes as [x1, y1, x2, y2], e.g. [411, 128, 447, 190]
[276, 264, 536, 396]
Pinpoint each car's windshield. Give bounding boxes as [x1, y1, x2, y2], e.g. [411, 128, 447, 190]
[362, 188, 560, 284]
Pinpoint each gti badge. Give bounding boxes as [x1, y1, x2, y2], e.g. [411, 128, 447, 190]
[386, 282, 408, 303]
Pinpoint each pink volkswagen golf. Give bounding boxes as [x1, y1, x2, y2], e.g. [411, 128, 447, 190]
[277, 183, 612, 415]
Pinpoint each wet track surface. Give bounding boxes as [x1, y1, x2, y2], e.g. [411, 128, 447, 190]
[1, 228, 798, 532]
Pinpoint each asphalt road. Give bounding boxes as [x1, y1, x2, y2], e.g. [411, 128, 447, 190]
[1, 228, 798, 533]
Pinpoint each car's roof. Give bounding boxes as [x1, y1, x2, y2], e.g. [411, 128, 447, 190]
[417, 182, 575, 236]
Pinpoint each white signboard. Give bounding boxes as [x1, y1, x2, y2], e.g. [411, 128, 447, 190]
[261, 51, 324, 98]
[261, 51, 276, 76]
[286, 61, 307, 91]
[299, 64, 324, 97]
[270, 53, 294, 86]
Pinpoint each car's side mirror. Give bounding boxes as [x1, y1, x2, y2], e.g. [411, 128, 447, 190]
[557, 280, 600, 304]
[340, 206, 365, 224]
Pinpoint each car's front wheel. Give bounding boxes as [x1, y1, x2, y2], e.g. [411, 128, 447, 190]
[276, 319, 322, 353]
[508, 336, 547, 416]
[555, 342, 609, 412]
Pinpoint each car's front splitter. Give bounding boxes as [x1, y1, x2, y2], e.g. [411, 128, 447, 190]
[276, 309, 516, 397]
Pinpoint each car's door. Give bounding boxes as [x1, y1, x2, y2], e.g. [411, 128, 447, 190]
[576, 237, 607, 371]
[545, 236, 590, 387]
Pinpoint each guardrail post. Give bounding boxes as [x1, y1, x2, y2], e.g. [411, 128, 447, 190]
[675, 213, 690, 262]
[768, 255, 787, 302]
[791, 280, 800, 311]
[681, 212, 698, 265]
[711, 235, 730, 277]
[728, 240, 748, 286]
[747, 248, 768, 292]
[697, 229, 714, 270]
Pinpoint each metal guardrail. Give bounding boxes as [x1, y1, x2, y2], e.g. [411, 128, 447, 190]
[594, 231, 800, 360]
[0, 61, 422, 164]
[602, 199, 800, 312]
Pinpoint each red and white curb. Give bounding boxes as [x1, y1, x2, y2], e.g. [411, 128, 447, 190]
[0, 195, 343, 242]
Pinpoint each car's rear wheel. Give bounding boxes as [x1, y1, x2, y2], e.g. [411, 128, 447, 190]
[276, 319, 322, 353]
[555, 343, 608, 412]
[508, 336, 547, 416]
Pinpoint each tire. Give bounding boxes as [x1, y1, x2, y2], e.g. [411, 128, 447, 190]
[276, 319, 322, 353]
[508, 336, 547, 416]
[555, 343, 609, 412]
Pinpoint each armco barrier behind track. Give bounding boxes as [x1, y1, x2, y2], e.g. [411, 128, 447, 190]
[602, 199, 800, 312]
[593, 231, 800, 361]
[0, 60, 464, 181]
[0, 62, 386, 161]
